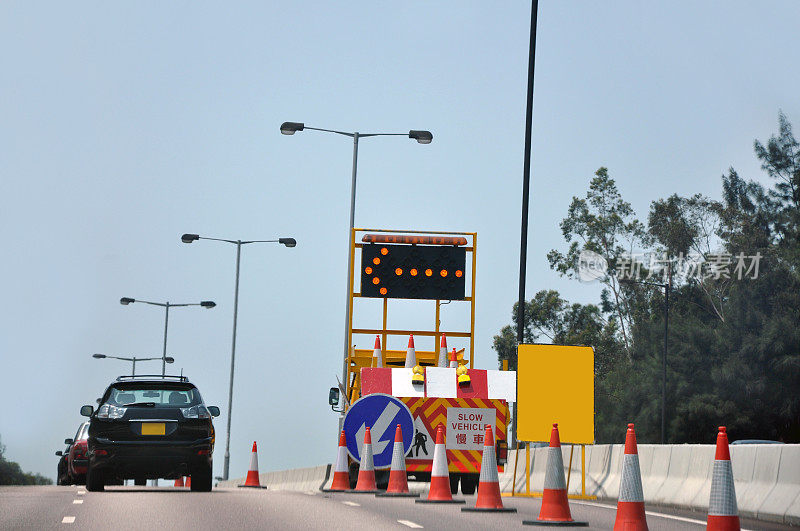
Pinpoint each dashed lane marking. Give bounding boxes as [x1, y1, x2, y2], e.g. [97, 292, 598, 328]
[72, 500, 83, 504]
[61, 516, 76, 524]
[341, 501, 361, 507]
[76, 490, 86, 495]
[398, 520, 424, 529]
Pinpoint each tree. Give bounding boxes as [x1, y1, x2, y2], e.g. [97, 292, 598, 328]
[547, 168, 648, 351]
[0, 437, 52, 485]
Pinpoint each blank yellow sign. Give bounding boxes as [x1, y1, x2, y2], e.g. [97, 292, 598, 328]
[517, 344, 594, 444]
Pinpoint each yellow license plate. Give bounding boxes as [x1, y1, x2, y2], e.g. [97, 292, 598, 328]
[141, 423, 165, 435]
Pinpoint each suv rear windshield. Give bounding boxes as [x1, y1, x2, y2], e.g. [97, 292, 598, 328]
[105, 384, 203, 407]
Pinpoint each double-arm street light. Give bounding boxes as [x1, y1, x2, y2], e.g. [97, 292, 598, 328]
[181, 233, 296, 481]
[92, 353, 174, 376]
[280, 121, 432, 402]
[119, 297, 216, 376]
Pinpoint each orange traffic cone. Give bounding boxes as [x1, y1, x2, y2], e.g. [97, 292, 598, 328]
[707, 426, 740, 530]
[449, 348, 458, 369]
[416, 426, 465, 504]
[439, 334, 448, 367]
[614, 424, 648, 530]
[377, 425, 419, 498]
[462, 426, 516, 512]
[185, 476, 191, 488]
[372, 335, 382, 368]
[238, 441, 267, 488]
[353, 427, 379, 493]
[174, 476, 184, 487]
[523, 423, 587, 526]
[405, 335, 416, 368]
[328, 430, 350, 491]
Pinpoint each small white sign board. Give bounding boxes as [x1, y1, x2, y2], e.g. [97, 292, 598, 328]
[446, 407, 496, 451]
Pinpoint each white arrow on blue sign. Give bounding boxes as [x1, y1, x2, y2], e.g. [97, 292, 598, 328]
[343, 393, 414, 469]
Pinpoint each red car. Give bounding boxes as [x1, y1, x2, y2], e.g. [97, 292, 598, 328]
[66, 422, 89, 484]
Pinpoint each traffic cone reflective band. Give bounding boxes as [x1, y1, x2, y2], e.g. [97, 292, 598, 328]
[523, 423, 587, 526]
[614, 424, 648, 531]
[462, 427, 516, 513]
[707, 426, 740, 531]
[372, 335, 382, 368]
[329, 430, 350, 491]
[438, 334, 448, 367]
[174, 477, 184, 487]
[404, 335, 416, 368]
[416, 426, 465, 504]
[239, 441, 266, 488]
[354, 427, 378, 492]
[376, 425, 419, 498]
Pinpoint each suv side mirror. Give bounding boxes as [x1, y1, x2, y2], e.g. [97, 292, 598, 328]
[80, 405, 94, 417]
[328, 387, 340, 406]
[207, 406, 220, 417]
[64, 438, 73, 445]
[55, 451, 63, 456]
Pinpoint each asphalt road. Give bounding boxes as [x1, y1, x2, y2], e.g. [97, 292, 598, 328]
[0, 485, 791, 530]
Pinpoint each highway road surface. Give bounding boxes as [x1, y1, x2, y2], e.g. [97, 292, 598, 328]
[0, 485, 791, 530]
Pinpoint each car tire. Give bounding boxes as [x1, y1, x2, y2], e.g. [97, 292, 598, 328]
[190, 462, 212, 492]
[86, 462, 104, 492]
[460, 474, 478, 495]
[449, 474, 460, 495]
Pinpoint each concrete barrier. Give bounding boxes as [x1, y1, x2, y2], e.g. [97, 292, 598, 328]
[736, 445, 781, 518]
[757, 445, 800, 524]
[218, 464, 330, 491]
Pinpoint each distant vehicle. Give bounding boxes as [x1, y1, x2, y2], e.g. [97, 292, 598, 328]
[55, 437, 73, 486]
[80, 375, 220, 492]
[65, 422, 90, 485]
[730, 439, 785, 445]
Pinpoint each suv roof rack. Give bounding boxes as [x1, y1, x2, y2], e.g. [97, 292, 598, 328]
[115, 375, 190, 382]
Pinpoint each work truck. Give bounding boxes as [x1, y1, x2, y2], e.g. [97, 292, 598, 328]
[329, 229, 516, 494]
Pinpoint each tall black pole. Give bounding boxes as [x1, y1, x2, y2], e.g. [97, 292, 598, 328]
[517, 0, 539, 346]
[662, 269, 671, 444]
[515, 0, 539, 447]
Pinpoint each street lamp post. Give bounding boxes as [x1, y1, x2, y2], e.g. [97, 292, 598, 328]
[120, 297, 215, 376]
[92, 353, 174, 375]
[280, 122, 432, 406]
[181, 233, 296, 481]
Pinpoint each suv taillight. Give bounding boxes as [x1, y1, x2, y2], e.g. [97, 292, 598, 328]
[96, 404, 127, 419]
[180, 405, 211, 419]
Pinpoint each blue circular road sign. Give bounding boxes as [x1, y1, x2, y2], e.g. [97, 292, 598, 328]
[343, 393, 414, 469]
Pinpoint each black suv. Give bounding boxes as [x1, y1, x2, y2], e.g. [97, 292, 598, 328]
[80, 375, 220, 492]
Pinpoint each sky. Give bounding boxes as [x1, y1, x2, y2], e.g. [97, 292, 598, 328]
[2, 2, 799, 480]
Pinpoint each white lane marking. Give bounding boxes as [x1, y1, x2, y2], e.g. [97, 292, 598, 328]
[341, 501, 361, 507]
[72, 500, 83, 504]
[76, 490, 86, 495]
[62, 516, 76, 523]
[302, 491, 316, 496]
[398, 520, 424, 529]
[571, 500, 754, 530]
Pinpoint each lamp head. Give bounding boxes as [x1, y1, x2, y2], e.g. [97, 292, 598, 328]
[200, 301, 216, 308]
[164, 357, 175, 364]
[92, 353, 106, 359]
[279, 238, 297, 248]
[120, 297, 135, 305]
[181, 234, 200, 244]
[280, 122, 304, 135]
[409, 130, 433, 144]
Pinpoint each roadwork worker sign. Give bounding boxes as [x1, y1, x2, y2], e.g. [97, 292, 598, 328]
[446, 407, 495, 451]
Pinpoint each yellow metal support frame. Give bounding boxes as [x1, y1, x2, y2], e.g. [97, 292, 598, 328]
[344, 228, 477, 401]
[502, 442, 596, 500]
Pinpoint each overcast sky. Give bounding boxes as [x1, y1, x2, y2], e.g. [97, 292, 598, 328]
[2, 2, 798, 480]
